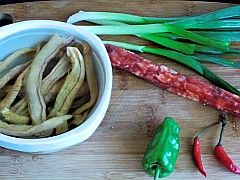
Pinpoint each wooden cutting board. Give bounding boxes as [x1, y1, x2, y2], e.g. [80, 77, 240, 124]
[0, 1, 239, 179]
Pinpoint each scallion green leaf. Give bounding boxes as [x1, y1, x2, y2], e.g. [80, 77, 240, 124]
[138, 34, 195, 54]
[171, 5, 240, 26]
[157, 31, 240, 42]
[193, 31, 240, 42]
[194, 55, 240, 68]
[183, 19, 240, 30]
[165, 24, 229, 52]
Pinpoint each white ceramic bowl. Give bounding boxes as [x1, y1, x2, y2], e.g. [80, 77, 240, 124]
[0, 20, 112, 153]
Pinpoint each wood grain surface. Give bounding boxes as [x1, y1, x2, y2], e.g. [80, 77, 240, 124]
[0, 1, 239, 179]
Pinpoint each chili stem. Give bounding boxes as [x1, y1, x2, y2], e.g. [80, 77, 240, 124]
[195, 121, 219, 138]
[217, 114, 227, 145]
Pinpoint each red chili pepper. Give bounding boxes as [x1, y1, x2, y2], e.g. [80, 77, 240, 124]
[214, 114, 240, 174]
[193, 137, 206, 177]
[192, 121, 219, 177]
[214, 145, 240, 174]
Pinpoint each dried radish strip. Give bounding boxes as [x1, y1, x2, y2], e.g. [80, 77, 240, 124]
[0, 61, 30, 89]
[48, 47, 83, 117]
[48, 47, 85, 134]
[0, 120, 31, 131]
[75, 81, 89, 99]
[59, 47, 85, 114]
[0, 115, 72, 137]
[0, 66, 29, 109]
[0, 48, 34, 77]
[35, 41, 46, 55]
[44, 79, 65, 104]
[24, 35, 73, 124]
[73, 42, 98, 116]
[0, 85, 13, 100]
[41, 54, 69, 93]
[72, 110, 90, 126]
[11, 98, 25, 112]
[42, 48, 66, 78]
[0, 108, 30, 125]
[16, 79, 64, 116]
[13, 54, 69, 115]
[70, 93, 90, 110]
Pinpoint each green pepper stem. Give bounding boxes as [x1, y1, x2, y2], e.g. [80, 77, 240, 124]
[154, 166, 160, 180]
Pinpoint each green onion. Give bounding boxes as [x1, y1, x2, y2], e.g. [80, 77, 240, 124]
[183, 20, 240, 30]
[138, 34, 195, 54]
[73, 17, 230, 52]
[156, 31, 240, 42]
[67, 6, 240, 25]
[172, 5, 240, 26]
[150, 32, 239, 54]
[87, 20, 196, 54]
[166, 24, 229, 52]
[78, 24, 170, 34]
[84, 20, 196, 54]
[103, 40, 240, 95]
[78, 24, 229, 51]
[194, 45, 227, 54]
[88, 19, 231, 54]
[194, 55, 240, 68]
[135, 33, 232, 55]
[88, 19, 234, 54]
[67, 7, 240, 95]
[67, 11, 184, 24]
[69, 14, 232, 54]
[193, 31, 240, 42]
[67, 9, 240, 42]
[151, 33, 240, 54]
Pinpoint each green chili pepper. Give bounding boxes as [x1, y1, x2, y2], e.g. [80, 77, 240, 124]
[142, 117, 180, 179]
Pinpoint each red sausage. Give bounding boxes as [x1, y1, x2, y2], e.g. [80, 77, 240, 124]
[105, 44, 240, 117]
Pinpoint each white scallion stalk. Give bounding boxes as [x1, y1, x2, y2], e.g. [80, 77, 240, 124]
[77, 24, 170, 34]
[104, 41, 145, 52]
[67, 11, 183, 24]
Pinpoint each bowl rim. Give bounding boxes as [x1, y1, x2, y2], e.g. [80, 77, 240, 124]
[0, 20, 112, 152]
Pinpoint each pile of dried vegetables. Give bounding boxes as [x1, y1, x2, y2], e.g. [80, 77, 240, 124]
[0, 34, 98, 137]
[67, 6, 240, 97]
